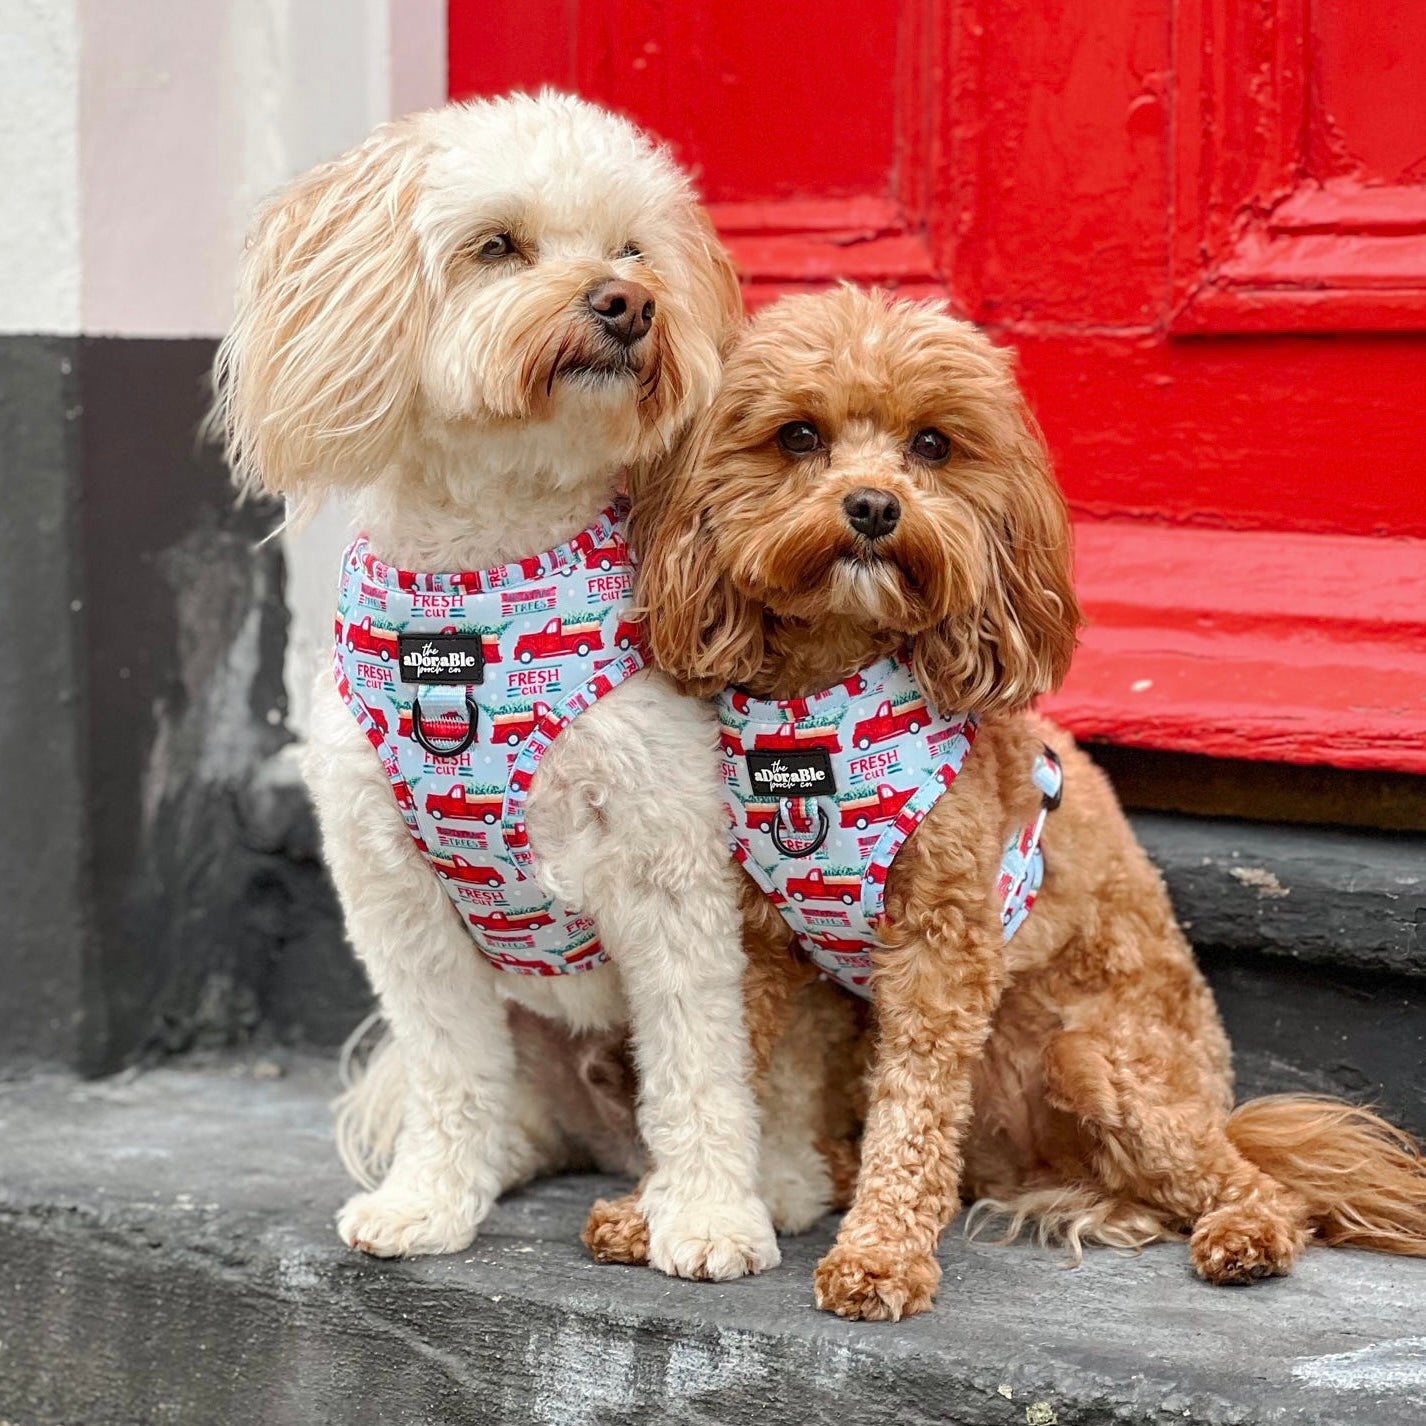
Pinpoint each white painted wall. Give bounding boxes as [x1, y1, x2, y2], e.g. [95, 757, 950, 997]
[0, 0, 82, 334]
[80, 0, 445, 338]
[2, 0, 443, 339]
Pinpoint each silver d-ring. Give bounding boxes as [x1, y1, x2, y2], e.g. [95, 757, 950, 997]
[411, 696, 479, 757]
[770, 803, 830, 859]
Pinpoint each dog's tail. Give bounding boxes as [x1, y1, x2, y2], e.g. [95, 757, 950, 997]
[1226, 1094, 1426, 1255]
[967, 1095, 1426, 1262]
[333, 1011, 406, 1190]
[965, 1185, 1180, 1263]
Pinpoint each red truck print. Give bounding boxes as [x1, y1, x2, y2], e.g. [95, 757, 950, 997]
[613, 616, 644, 652]
[484, 950, 562, 974]
[730, 676, 863, 720]
[392, 780, 416, 813]
[718, 725, 744, 758]
[489, 700, 551, 746]
[838, 782, 915, 829]
[467, 907, 557, 933]
[787, 868, 862, 905]
[451, 554, 545, 592]
[852, 697, 928, 750]
[566, 933, 604, 966]
[425, 784, 504, 823]
[584, 539, 623, 572]
[752, 722, 842, 754]
[429, 851, 504, 888]
[741, 797, 778, 833]
[738, 794, 820, 835]
[345, 616, 399, 662]
[513, 616, 604, 663]
[806, 931, 869, 957]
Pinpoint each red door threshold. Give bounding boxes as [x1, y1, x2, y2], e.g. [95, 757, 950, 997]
[1041, 522, 1426, 774]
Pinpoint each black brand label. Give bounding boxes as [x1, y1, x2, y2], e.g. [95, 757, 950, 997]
[746, 748, 837, 798]
[398, 633, 485, 685]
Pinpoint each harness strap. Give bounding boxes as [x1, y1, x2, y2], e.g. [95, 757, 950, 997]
[860, 716, 981, 923]
[501, 649, 647, 873]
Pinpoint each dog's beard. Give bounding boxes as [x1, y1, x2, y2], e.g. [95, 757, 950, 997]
[531, 319, 645, 398]
[825, 557, 908, 624]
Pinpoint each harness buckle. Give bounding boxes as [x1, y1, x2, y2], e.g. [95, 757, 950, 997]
[411, 696, 480, 758]
[1036, 744, 1063, 812]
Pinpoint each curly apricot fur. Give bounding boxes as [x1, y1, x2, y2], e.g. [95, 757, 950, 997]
[633, 287, 1426, 1320]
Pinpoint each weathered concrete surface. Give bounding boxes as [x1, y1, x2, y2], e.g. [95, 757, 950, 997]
[1134, 813, 1426, 980]
[1202, 951, 1426, 1139]
[2, 1062, 1423, 1426]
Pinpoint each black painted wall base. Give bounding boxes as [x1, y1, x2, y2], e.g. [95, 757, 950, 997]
[0, 335, 359, 1072]
[0, 335, 88, 1065]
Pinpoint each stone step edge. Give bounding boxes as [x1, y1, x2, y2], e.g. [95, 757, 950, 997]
[1131, 811, 1426, 979]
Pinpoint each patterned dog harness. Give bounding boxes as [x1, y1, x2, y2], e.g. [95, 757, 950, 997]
[716, 654, 1062, 998]
[333, 505, 645, 976]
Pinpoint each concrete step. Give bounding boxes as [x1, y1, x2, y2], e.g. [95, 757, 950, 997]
[1132, 813, 1426, 982]
[2, 1060, 1424, 1426]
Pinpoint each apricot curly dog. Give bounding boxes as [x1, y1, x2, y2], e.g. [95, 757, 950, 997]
[587, 285, 1426, 1321]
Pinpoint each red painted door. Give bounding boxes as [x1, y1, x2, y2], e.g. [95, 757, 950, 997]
[450, 1, 1426, 772]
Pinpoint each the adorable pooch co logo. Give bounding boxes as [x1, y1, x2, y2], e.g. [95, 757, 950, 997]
[746, 748, 837, 797]
[398, 633, 486, 685]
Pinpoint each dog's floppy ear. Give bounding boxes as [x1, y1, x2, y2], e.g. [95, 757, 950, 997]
[629, 414, 765, 696]
[914, 406, 1080, 716]
[642, 203, 744, 438]
[690, 206, 744, 354]
[212, 120, 430, 511]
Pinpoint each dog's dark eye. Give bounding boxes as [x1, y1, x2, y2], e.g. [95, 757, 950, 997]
[617, 242, 642, 260]
[777, 421, 823, 456]
[909, 427, 952, 464]
[477, 234, 515, 260]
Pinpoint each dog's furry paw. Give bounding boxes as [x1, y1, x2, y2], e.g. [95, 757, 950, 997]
[337, 1186, 484, 1259]
[813, 1242, 940, 1321]
[646, 1194, 781, 1281]
[582, 1192, 650, 1265]
[1190, 1200, 1307, 1285]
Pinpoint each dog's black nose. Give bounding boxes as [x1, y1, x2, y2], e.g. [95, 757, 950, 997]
[588, 280, 656, 345]
[843, 487, 901, 540]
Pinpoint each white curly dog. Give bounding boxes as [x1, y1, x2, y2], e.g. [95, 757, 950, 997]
[213, 92, 779, 1280]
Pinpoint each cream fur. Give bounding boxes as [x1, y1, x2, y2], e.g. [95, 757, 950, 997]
[214, 92, 776, 1279]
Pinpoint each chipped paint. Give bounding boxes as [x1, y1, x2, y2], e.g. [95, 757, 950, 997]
[524, 1319, 638, 1426]
[1291, 1336, 1426, 1392]
[1229, 866, 1291, 899]
[664, 1328, 773, 1401]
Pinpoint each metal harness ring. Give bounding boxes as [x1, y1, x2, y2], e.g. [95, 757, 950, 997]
[770, 802, 830, 859]
[410, 696, 479, 758]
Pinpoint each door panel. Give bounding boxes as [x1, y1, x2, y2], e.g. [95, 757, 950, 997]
[1172, 0, 1426, 334]
[448, 0, 1426, 769]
